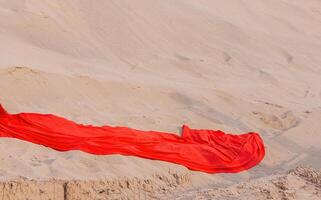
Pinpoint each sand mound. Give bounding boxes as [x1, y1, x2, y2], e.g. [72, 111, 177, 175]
[168, 167, 321, 200]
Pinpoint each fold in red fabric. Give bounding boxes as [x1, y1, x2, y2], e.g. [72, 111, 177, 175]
[0, 104, 265, 173]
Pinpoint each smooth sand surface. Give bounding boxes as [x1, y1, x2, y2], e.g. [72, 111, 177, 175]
[0, 0, 321, 199]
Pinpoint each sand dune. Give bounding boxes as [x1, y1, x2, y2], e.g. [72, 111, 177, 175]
[0, 0, 321, 199]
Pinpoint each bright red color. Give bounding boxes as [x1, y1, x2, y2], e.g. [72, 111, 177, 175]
[0, 104, 265, 173]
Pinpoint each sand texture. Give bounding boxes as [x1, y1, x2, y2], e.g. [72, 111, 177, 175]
[0, 0, 321, 199]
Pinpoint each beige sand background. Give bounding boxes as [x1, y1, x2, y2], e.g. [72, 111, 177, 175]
[0, 0, 321, 199]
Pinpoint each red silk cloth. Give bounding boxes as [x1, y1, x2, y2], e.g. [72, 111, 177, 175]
[0, 105, 265, 173]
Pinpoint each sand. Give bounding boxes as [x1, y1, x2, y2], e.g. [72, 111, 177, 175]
[0, 0, 321, 199]
[0, 167, 319, 200]
[167, 166, 321, 200]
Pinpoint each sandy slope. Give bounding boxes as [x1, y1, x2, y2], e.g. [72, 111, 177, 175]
[0, 0, 321, 199]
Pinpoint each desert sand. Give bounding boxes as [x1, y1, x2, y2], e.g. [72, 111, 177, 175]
[0, 0, 321, 199]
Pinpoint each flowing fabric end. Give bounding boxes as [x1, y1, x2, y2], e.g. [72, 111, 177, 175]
[181, 125, 265, 173]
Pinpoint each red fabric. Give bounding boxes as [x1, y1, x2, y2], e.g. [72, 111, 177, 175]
[0, 104, 265, 173]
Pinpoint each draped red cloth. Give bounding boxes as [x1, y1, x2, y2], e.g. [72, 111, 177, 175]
[0, 104, 265, 173]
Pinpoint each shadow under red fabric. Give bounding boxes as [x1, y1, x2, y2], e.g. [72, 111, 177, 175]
[0, 105, 265, 173]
